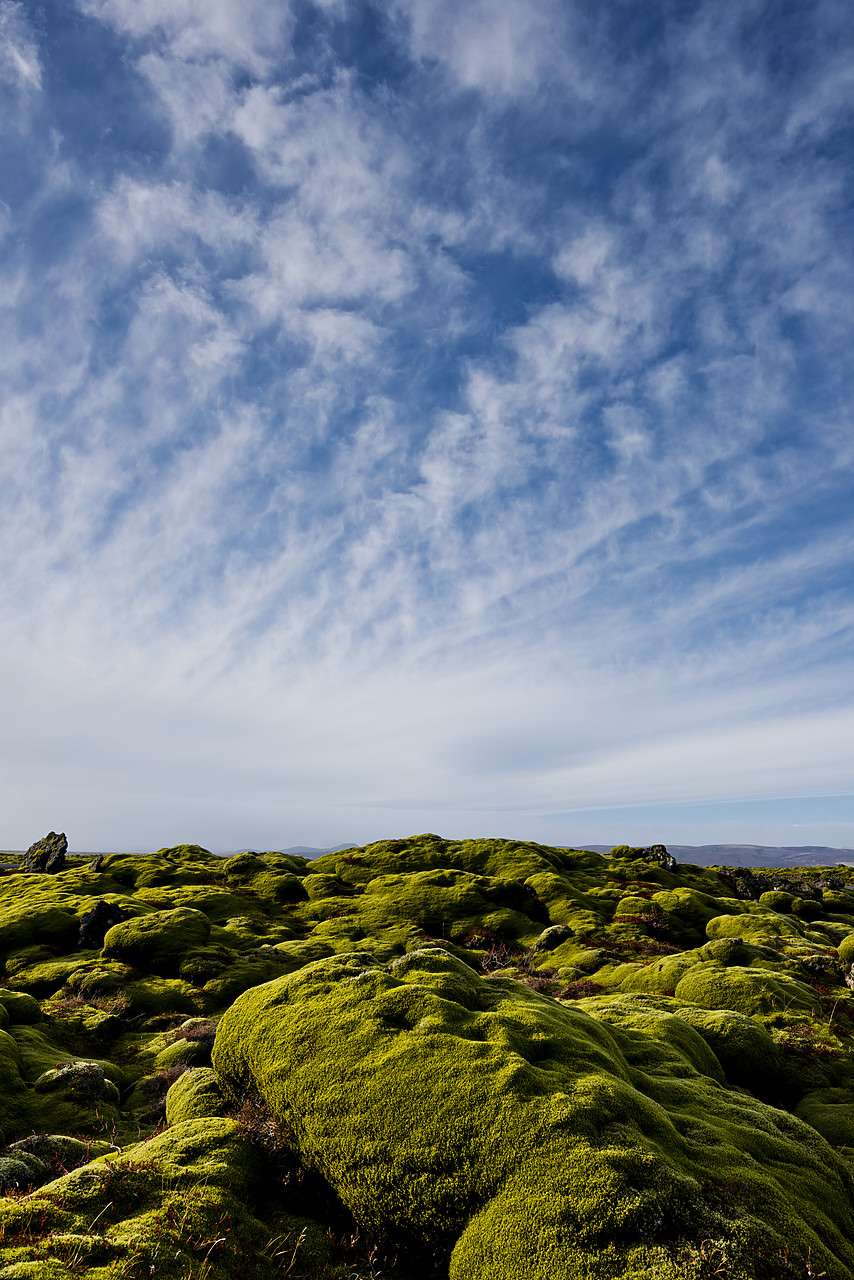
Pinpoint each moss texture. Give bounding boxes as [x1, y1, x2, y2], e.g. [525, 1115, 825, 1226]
[3, 836, 854, 1277]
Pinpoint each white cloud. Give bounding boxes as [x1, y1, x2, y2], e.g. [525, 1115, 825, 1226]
[76, 0, 295, 153]
[137, 53, 236, 151]
[0, 1, 41, 91]
[390, 0, 600, 104]
[784, 51, 854, 142]
[96, 177, 256, 264]
[77, 0, 290, 72]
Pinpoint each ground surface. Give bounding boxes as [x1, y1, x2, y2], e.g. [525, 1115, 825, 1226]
[2, 837, 854, 1278]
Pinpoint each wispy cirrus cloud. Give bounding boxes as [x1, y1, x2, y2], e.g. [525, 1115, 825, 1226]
[1, 0, 853, 850]
[0, 1, 41, 92]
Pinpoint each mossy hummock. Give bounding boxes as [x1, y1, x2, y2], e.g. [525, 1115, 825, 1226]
[212, 947, 854, 1280]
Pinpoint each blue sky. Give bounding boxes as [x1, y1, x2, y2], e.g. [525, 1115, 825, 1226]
[2, 0, 853, 852]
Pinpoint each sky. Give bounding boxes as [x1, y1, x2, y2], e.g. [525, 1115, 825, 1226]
[2, 0, 854, 854]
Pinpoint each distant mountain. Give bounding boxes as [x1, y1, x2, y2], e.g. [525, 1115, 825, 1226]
[281, 844, 357, 856]
[209, 844, 357, 858]
[582, 843, 854, 868]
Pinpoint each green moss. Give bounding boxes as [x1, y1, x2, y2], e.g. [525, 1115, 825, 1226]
[5, 837, 854, 1275]
[677, 1007, 781, 1092]
[582, 995, 725, 1083]
[224, 852, 268, 879]
[822, 890, 854, 916]
[153, 844, 215, 861]
[357, 868, 540, 944]
[0, 907, 78, 954]
[201, 953, 292, 1006]
[301, 872, 347, 900]
[675, 962, 821, 1016]
[794, 1087, 854, 1146]
[0, 1116, 344, 1280]
[7, 1025, 125, 1089]
[212, 947, 854, 1278]
[165, 1067, 226, 1124]
[102, 907, 211, 975]
[0, 1153, 46, 1190]
[616, 956, 702, 998]
[758, 891, 797, 913]
[705, 911, 806, 942]
[118, 977, 202, 1017]
[5, 1135, 113, 1176]
[651, 889, 738, 943]
[136, 887, 262, 922]
[152, 1036, 211, 1072]
[33, 1065, 120, 1108]
[178, 945, 234, 986]
[0, 1027, 27, 1091]
[3, 959, 93, 1000]
[0, 993, 43, 1025]
[0, 1261, 73, 1277]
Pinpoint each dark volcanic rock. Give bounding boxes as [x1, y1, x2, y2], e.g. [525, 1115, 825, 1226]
[717, 868, 774, 900]
[643, 843, 677, 872]
[532, 924, 572, 952]
[23, 831, 67, 875]
[815, 876, 845, 892]
[801, 953, 844, 985]
[77, 899, 132, 949]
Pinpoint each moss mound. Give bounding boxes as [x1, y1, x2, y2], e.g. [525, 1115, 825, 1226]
[102, 906, 211, 974]
[213, 947, 854, 1279]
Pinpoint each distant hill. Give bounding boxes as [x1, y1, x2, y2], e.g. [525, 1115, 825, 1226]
[583, 843, 854, 867]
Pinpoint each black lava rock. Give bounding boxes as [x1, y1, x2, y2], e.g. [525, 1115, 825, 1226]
[643, 844, 677, 872]
[77, 899, 132, 949]
[23, 832, 67, 874]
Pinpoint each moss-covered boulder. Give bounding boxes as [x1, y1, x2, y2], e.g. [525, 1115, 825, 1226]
[0, 1154, 44, 1190]
[4, 1134, 113, 1179]
[212, 948, 854, 1279]
[0, 1118, 341, 1279]
[165, 1067, 227, 1124]
[0, 906, 78, 954]
[794, 1086, 854, 1147]
[0, 992, 42, 1025]
[33, 1063, 121, 1107]
[675, 962, 821, 1016]
[102, 907, 211, 974]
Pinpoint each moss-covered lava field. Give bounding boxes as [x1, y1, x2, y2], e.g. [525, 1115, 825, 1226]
[4, 835, 854, 1278]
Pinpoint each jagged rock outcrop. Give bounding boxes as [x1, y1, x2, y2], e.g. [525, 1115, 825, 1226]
[642, 843, 676, 871]
[22, 831, 67, 874]
[77, 899, 131, 949]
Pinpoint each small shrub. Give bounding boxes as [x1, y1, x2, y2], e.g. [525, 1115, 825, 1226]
[558, 979, 604, 999]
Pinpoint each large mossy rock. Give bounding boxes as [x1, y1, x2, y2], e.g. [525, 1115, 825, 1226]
[165, 1066, 227, 1124]
[22, 832, 67, 875]
[0, 905, 79, 954]
[212, 948, 854, 1280]
[102, 906, 211, 975]
[0, 1118, 341, 1280]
